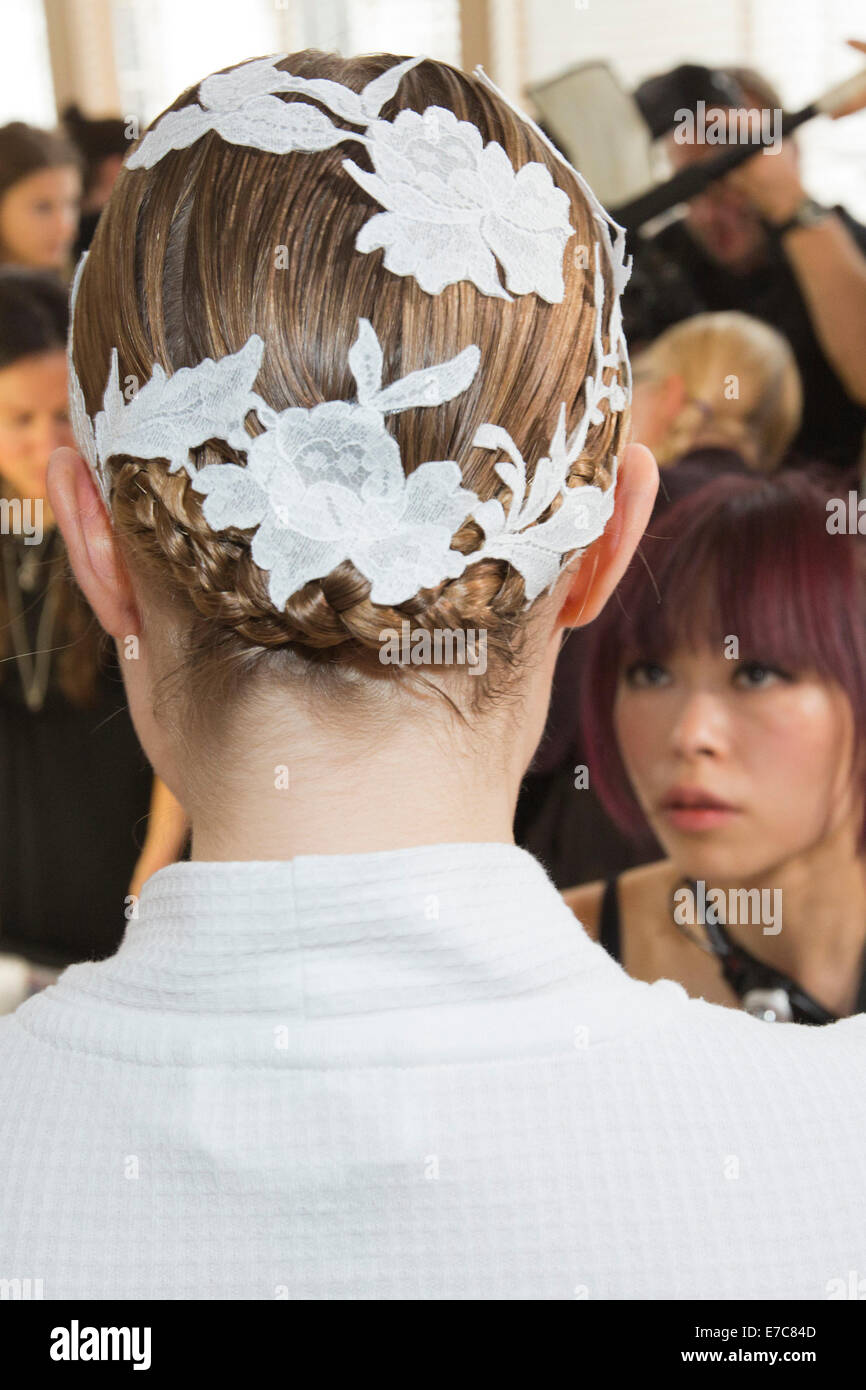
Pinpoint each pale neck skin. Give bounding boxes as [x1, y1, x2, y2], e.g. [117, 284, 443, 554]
[187, 670, 548, 863]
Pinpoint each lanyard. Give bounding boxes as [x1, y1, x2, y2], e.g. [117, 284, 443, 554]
[677, 879, 866, 1024]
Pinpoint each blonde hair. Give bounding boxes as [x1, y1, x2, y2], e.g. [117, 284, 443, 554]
[634, 311, 801, 469]
[70, 51, 627, 731]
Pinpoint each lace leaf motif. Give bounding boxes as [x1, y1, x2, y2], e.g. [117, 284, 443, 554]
[468, 236, 625, 602]
[125, 55, 425, 169]
[93, 336, 266, 477]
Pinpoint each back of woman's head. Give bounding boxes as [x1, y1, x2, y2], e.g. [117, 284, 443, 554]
[581, 470, 866, 843]
[69, 51, 629, 737]
[634, 310, 802, 469]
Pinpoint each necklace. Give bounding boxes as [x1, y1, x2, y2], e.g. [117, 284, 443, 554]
[17, 544, 43, 592]
[1, 534, 63, 713]
[671, 878, 866, 1024]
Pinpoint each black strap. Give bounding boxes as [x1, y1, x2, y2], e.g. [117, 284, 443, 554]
[705, 919, 834, 1024]
[855, 946, 866, 1016]
[684, 880, 866, 1025]
[598, 878, 622, 964]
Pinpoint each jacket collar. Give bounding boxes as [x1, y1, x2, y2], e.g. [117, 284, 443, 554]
[107, 842, 605, 1010]
[17, 842, 688, 1064]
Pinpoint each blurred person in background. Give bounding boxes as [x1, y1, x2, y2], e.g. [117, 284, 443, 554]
[62, 105, 130, 259]
[0, 267, 173, 1010]
[516, 312, 801, 886]
[630, 310, 802, 473]
[0, 123, 81, 276]
[565, 472, 866, 1024]
[629, 47, 866, 472]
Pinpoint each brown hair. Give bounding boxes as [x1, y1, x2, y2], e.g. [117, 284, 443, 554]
[70, 51, 627, 738]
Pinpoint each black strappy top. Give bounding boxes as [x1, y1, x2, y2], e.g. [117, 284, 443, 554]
[598, 878, 622, 965]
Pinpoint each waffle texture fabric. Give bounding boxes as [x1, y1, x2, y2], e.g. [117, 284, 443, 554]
[1, 841, 865, 1300]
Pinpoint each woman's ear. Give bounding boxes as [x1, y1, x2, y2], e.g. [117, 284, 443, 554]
[46, 446, 140, 640]
[556, 441, 658, 630]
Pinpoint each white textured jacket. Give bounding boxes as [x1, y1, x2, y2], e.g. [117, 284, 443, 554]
[1, 841, 865, 1299]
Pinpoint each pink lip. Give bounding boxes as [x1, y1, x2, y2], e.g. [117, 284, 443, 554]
[663, 805, 739, 832]
[659, 786, 740, 833]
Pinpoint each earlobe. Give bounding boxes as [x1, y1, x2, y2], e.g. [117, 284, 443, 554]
[46, 446, 140, 640]
[556, 442, 659, 630]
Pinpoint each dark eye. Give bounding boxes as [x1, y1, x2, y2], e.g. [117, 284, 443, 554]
[623, 659, 670, 689]
[733, 661, 792, 689]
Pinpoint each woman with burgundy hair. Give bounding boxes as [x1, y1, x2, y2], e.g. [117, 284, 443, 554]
[565, 471, 866, 1023]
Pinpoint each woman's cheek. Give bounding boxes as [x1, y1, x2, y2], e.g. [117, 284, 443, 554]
[745, 686, 852, 830]
[614, 693, 662, 805]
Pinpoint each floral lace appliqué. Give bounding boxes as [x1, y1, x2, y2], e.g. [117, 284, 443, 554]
[125, 54, 574, 304]
[67, 56, 631, 613]
[191, 320, 480, 606]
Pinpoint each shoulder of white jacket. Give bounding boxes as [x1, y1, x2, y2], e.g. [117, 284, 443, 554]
[673, 990, 866, 1051]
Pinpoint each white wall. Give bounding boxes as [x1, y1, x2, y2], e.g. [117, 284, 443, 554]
[525, 0, 748, 90]
[1, 0, 57, 124]
[112, 0, 460, 126]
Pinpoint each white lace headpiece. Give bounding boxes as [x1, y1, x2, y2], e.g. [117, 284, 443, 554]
[68, 54, 631, 610]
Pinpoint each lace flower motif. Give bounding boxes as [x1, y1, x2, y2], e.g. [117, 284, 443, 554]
[342, 107, 573, 302]
[190, 320, 480, 607]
